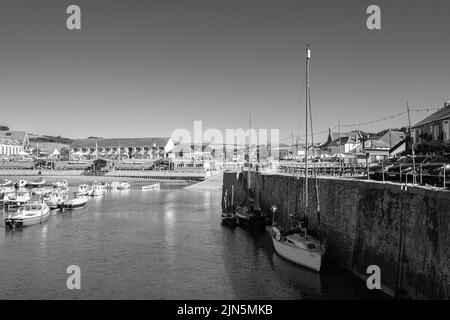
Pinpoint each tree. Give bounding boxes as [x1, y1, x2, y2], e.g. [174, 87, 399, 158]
[60, 147, 70, 161]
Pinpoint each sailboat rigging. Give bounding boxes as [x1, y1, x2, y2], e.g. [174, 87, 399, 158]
[221, 185, 237, 226]
[271, 46, 326, 272]
[235, 113, 265, 227]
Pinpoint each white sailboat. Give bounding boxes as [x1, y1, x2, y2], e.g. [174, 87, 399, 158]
[271, 47, 326, 272]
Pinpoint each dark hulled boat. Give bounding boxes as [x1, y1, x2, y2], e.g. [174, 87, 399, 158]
[221, 212, 237, 226]
[235, 205, 265, 228]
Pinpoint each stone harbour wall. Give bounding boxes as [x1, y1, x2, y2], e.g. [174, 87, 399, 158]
[222, 171, 450, 299]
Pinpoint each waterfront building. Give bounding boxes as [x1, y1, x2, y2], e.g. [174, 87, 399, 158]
[411, 101, 450, 154]
[0, 131, 29, 156]
[363, 130, 406, 162]
[69, 137, 175, 160]
[320, 130, 361, 155]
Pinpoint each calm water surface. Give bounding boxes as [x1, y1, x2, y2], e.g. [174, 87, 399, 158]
[0, 187, 382, 299]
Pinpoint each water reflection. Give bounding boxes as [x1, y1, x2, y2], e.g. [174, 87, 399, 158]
[1, 188, 382, 299]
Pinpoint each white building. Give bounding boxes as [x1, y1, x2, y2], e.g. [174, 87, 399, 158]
[0, 131, 28, 157]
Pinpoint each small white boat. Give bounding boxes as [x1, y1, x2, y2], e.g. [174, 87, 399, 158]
[142, 183, 160, 191]
[235, 205, 265, 227]
[100, 182, 110, 189]
[117, 181, 130, 190]
[4, 201, 50, 228]
[26, 178, 46, 187]
[110, 181, 120, 190]
[0, 179, 12, 187]
[31, 187, 52, 196]
[0, 186, 15, 194]
[44, 189, 69, 210]
[78, 184, 90, 196]
[90, 184, 104, 197]
[53, 180, 69, 190]
[272, 226, 324, 272]
[4, 190, 31, 207]
[16, 180, 28, 188]
[60, 196, 88, 209]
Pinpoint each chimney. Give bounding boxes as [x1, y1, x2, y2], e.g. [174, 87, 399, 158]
[445, 100, 450, 108]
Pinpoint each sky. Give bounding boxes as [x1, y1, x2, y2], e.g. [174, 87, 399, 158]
[0, 0, 449, 143]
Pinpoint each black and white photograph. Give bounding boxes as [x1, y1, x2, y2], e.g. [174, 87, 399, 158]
[0, 0, 449, 309]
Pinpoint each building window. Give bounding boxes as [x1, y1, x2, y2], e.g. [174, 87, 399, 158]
[433, 125, 439, 140]
[444, 120, 450, 141]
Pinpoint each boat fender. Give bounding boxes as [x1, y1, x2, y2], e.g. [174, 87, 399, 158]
[273, 227, 281, 241]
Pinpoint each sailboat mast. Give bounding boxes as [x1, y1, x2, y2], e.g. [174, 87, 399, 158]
[248, 113, 252, 195]
[305, 47, 310, 209]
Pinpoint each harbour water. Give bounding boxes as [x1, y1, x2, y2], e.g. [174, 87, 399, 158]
[0, 185, 384, 299]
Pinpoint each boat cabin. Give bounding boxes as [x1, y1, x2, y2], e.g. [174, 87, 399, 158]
[23, 203, 44, 212]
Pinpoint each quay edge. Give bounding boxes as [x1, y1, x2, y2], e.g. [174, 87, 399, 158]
[222, 171, 450, 300]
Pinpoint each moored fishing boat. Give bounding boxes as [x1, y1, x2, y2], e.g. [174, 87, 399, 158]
[4, 200, 50, 229]
[16, 179, 28, 188]
[44, 188, 69, 210]
[60, 195, 88, 209]
[78, 184, 90, 196]
[221, 187, 237, 226]
[4, 190, 31, 207]
[221, 211, 237, 226]
[117, 181, 131, 190]
[53, 180, 69, 190]
[90, 184, 104, 197]
[110, 181, 120, 190]
[235, 205, 265, 227]
[100, 182, 110, 190]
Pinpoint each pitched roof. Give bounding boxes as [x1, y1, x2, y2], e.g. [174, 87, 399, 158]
[389, 138, 406, 154]
[413, 104, 450, 128]
[322, 135, 359, 148]
[70, 137, 171, 149]
[368, 131, 406, 149]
